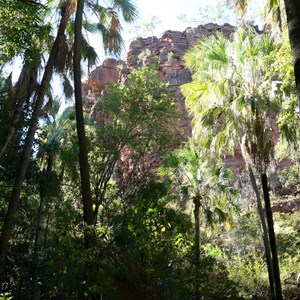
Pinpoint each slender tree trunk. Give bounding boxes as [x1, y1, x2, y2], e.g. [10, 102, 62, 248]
[73, 0, 95, 245]
[193, 195, 200, 300]
[31, 189, 45, 300]
[283, 0, 300, 110]
[0, 5, 71, 278]
[248, 167, 275, 300]
[32, 156, 53, 300]
[261, 173, 283, 300]
[73, 0, 96, 298]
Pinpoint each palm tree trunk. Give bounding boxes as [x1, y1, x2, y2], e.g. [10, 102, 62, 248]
[31, 187, 45, 300]
[193, 195, 200, 300]
[32, 155, 53, 300]
[73, 1, 97, 298]
[0, 4, 71, 278]
[248, 167, 275, 299]
[261, 173, 283, 300]
[283, 0, 300, 110]
[73, 0, 95, 244]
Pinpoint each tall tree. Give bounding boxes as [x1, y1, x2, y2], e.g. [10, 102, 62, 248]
[73, 0, 95, 251]
[283, 0, 300, 109]
[89, 63, 181, 222]
[0, 0, 73, 277]
[0, 0, 138, 280]
[181, 27, 283, 299]
[225, 0, 300, 108]
[0, 58, 40, 158]
[72, 0, 137, 296]
[31, 105, 72, 299]
[160, 142, 238, 300]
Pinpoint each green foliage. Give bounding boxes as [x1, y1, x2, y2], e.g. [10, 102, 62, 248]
[217, 208, 300, 300]
[118, 182, 193, 298]
[277, 164, 299, 189]
[1, 1, 300, 298]
[95, 180, 239, 300]
[160, 142, 239, 229]
[267, 31, 300, 157]
[0, 292, 12, 300]
[182, 27, 281, 174]
[0, 0, 46, 60]
[227, 254, 270, 299]
[86, 64, 182, 217]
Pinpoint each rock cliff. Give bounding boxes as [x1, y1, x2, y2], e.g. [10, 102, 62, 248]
[86, 23, 236, 88]
[83, 22, 299, 203]
[84, 23, 236, 139]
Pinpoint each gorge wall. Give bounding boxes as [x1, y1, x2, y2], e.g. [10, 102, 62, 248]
[86, 22, 236, 86]
[84, 22, 247, 169]
[83, 22, 299, 210]
[84, 22, 236, 147]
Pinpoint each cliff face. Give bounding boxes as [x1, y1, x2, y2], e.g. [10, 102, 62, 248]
[84, 22, 298, 207]
[84, 23, 236, 138]
[86, 23, 235, 88]
[127, 23, 235, 85]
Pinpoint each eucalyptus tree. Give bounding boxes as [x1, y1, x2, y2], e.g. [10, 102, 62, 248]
[79, 63, 182, 298]
[181, 27, 283, 299]
[88, 63, 181, 226]
[160, 142, 238, 300]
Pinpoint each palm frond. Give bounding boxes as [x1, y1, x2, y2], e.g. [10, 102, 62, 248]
[81, 36, 98, 67]
[60, 73, 73, 99]
[111, 0, 139, 22]
[226, 0, 249, 17]
[82, 20, 98, 33]
[97, 22, 124, 55]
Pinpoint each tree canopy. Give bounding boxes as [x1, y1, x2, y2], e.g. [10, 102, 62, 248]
[1, 0, 300, 299]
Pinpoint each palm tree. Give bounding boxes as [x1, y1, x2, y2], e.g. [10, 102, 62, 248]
[73, 0, 95, 253]
[0, 0, 73, 277]
[0, 57, 40, 158]
[31, 104, 73, 300]
[0, 0, 138, 279]
[226, 0, 300, 109]
[181, 27, 283, 299]
[73, 0, 137, 296]
[160, 142, 238, 300]
[73, 0, 137, 275]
